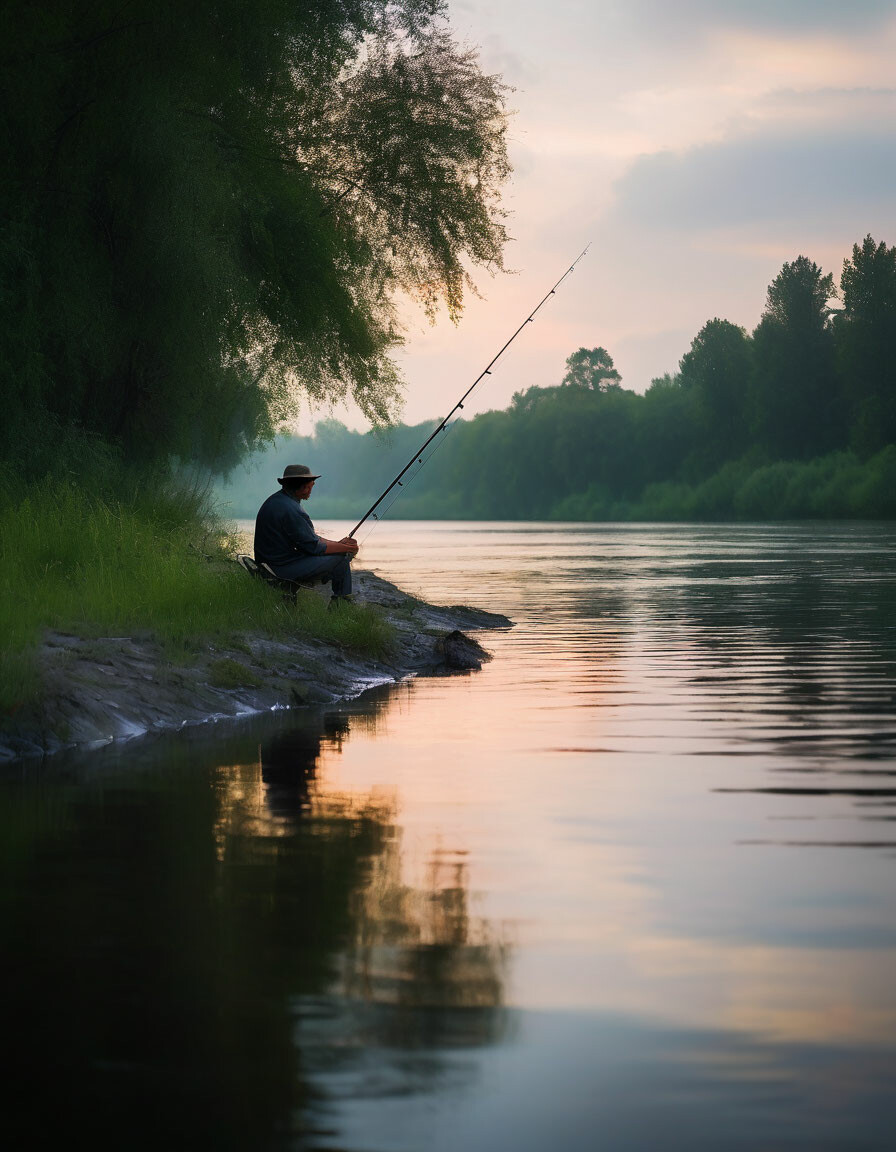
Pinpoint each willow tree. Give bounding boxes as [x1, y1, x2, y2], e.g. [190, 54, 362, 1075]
[0, 1, 510, 470]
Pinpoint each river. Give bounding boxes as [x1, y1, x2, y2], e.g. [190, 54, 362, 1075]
[3, 522, 896, 1150]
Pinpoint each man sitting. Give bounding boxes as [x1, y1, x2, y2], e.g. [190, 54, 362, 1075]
[254, 465, 359, 605]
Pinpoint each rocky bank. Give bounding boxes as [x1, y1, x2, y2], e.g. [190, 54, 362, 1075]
[0, 571, 511, 764]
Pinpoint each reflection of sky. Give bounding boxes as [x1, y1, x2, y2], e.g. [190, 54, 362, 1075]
[311, 1, 896, 428]
[315, 1009, 896, 1152]
[309, 522, 896, 1048]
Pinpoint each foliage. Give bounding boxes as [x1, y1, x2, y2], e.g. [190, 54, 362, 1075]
[217, 414, 896, 523]
[835, 235, 896, 454]
[561, 347, 621, 391]
[752, 256, 839, 459]
[0, 1, 510, 472]
[678, 319, 752, 466]
[216, 234, 896, 525]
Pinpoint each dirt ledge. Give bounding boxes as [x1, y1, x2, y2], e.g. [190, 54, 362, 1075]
[0, 571, 511, 764]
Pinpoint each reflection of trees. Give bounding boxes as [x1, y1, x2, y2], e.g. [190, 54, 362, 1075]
[1, 704, 509, 1148]
[0, 712, 386, 1149]
[340, 843, 509, 1048]
[212, 712, 355, 842]
[246, 707, 511, 1045]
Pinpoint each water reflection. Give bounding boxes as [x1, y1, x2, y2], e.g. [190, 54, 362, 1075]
[340, 845, 508, 1043]
[635, 534, 896, 839]
[5, 523, 896, 1150]
[294, 842, 510, 1113]
[260, 715, 350, 821]
[0, 706, 508, 1149]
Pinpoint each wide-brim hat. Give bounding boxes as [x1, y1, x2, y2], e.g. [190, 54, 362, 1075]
[277, 464, 321, 483]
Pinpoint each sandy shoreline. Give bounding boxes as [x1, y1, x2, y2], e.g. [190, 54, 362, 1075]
[0, 570, 511, 764]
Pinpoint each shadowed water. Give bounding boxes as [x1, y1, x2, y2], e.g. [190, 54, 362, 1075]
[3, 523, 896, 1149]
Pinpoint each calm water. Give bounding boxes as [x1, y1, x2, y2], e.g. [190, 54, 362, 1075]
[3, 522, 896, 1150]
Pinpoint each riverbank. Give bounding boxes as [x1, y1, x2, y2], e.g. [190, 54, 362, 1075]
[0, 570, 510, 764]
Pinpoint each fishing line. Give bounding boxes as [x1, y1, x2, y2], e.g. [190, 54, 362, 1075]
[353, 418, 460, 545]
[349, 242, 591, 539]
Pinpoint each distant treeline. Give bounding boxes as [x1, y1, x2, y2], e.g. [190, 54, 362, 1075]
[218, 237, 896, 521]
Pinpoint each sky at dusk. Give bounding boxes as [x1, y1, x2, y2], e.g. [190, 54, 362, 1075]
[314, 0, 896, 430]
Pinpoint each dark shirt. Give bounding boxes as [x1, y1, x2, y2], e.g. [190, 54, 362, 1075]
[254, 490, 326, 566]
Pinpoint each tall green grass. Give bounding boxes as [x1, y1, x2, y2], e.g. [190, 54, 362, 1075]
[0, 470, 394, 717]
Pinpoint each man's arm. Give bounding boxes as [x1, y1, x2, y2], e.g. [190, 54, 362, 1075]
[321, 536, 359, 556]
[278, 501, 327, 557]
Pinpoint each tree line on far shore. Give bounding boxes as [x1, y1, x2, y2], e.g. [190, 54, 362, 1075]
[218, 235, 896, 521]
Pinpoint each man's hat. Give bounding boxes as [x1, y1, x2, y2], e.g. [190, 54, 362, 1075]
[277, 464, 321, 483]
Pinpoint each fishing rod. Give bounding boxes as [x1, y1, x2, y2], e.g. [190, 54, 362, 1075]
[349, 243, 591, 537]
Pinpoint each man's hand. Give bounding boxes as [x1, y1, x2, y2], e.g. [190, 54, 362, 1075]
[323, 536, 359, 555]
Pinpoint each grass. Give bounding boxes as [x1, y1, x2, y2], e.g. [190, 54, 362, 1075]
[0, 471, 395, 718]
